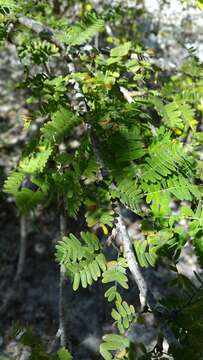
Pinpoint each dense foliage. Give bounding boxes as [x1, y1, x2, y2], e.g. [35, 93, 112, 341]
[1, 0, 203, 359]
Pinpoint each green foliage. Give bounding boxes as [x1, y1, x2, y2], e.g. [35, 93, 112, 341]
[2, 1, 203, 359]
[3, 171, 24, 195]
[100, 334, 130, 360]
[141, 134, 190, 182]
[41, 107, 81, 143]
[57, 347, 73, 360]
[15, 188, 44, 214]
[102, 258, 129, 290]
[143, 182, 171, 216]
[19, 144, 52, 174]
[56, 232, 107, 289]
[0, 0, 16, 10]
[52, 168, 83, 218]
[134, 230, 175, 268]
[197, 0, 203, 8]
[85, 206, 114, 231]
[160, 274, 203, 360]
[113, 176, 143, 214]
[111, 300, 136, 334]
[107, 41, 131, 65]
[18, 39, 59, 65]
[11, 323, 73, 360]
[103, 127, 145, 165]
[56, 13, 104, 46]
[152, 97, 195, 131]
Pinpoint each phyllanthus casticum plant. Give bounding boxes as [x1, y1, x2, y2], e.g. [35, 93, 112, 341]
[2, 0, 203, 359]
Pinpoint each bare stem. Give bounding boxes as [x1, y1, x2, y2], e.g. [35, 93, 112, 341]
[59, 212, 67, 347]
[0, 215, 27, 314]
[116, 205, 147, 310]
[15, 215, 27, 283]
[116, 206, 180, 348]
[18, 17, 65, 51]
[53, 0, 61, 15]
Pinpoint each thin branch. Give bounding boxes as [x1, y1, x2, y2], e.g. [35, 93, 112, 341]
[59, 264, 67, 346]
[0, 215, 27, 314]
[90, 129, 180, 348]
[9, 21, 74, 349]
[116, 205, 180, 348]
[152, 334, 164, 356]
[18, 17, 65, 51]
[90, 130, 149, 310]
[116, 205, 148, 310]
[59, 212, 67, 347]
[48, 210, 68, 353]
[14, 215, 27, 283]
[52, 0, 61, 15]
[17, 16, 110, 60]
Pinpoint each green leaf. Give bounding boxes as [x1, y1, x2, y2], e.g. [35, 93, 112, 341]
[84, 265, 93, 286]
[100, 344, 112, 360]
[104, 286, 117, 302]
[60, 14, 104, 46]
[80, 269, 88, 288]
[73, 272, 80, 291]
[0, 0, 17, 9]
[115, 301, 127, 318]
[3, 171, 24, 196]
[197, 0, 203, 9]
[96, 253, 107, 272]
[102, 267, 129, 289]
[57, 347, 73, 360]
[41, 107, 80, 142]
[16, 189, 44, 214]
[122, 301, 133, 316]
[102, 334, 129, 348]
[110, 42, 131, 57]
[19, 145, 52, 175]
[88, 262, 98, 281]
[111, 309, 121, 321]
[56, 231, 107, 289]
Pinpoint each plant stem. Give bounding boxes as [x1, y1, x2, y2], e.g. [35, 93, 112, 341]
[18, 16, 65, 51]
[59, 212, 67, 347]
[0, 215, 27, 314]
[15, 215, 27, 283]
[53, 0, 61, 15]
[116, 205, 148, 310]
[116, 205, 180, 349]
